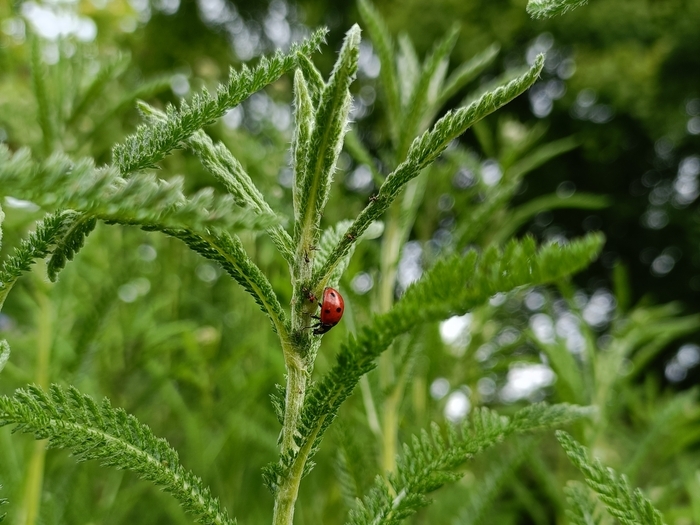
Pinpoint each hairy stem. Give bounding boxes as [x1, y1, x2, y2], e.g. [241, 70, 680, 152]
[273, 420, 317, 525]
[280, 356, 308, 456]
[274, 149, 319, 525]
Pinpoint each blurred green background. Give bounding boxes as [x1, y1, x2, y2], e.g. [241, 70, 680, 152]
[1, 0, 699, 523]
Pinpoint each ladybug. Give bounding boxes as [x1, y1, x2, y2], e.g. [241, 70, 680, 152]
[312, 287, 345, 335]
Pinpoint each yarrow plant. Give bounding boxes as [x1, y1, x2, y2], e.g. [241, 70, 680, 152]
[0, 1, 673, 524]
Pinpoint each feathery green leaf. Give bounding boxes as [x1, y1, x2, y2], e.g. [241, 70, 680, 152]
[314, 54, 545, 285]
[112, 28, 327, 174]
[556, 431, 666, 525]
[292, 69, 316, 231]
[349, 404, 591, 525]
[0, 146, 273, 234]
[46, 214, 97, 282]
[0, 211, 78, 310]
[0, 384, 236, 525]
[185, 129, 294, 262]
[397, 25, 460, 157]
[295, 25, 360, 248]
[564, 482, 605, 525]
[279, 234, 602, 488]
[527, 0, 589, 18]
[295, 53, 325, 106]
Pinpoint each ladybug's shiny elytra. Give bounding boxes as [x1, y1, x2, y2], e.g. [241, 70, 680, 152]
[312, 287, 345, 335]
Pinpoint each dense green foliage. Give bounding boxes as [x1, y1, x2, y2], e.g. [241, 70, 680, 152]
[0, 0, 698, 524]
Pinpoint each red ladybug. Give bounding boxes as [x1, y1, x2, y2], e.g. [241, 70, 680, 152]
[312, 287, 345, 335]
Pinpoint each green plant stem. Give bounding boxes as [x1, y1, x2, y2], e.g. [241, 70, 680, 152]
[273, 419, 318, 525]
[273, 350, 308, 525]
[280, 355, 308, 457]
[378, 202, 403, 475]
[18, 289, 52, 525]
[273, 142, 320, 524]
[360, 375, 382, 438]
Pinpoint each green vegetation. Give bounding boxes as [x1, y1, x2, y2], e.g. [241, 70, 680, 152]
[0, 0, 698, 524]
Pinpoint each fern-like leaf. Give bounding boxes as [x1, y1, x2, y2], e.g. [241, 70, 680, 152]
[314, 54, 545, 285]
[564, 482, 605, 525]
[396, 25, 460, 157]
[46, 214, 97, 282]
[0, 211, 78, 310]
[556, 431, 666, 525]
[186, 129, 294, 262]
[295, 25, 360, 249]
[313, 220, 356, 288]
[292, 69, 316, 230]
[0, 384, 235, 525]
[527, 0, 589, 18]
[348, 404, 591, 525]
[295, 53, 325, 106]
[454, 441, 531, 525]
[272, 234, 603, 489]
[112, 28, 327, 174]
[0, 146, 273, 234]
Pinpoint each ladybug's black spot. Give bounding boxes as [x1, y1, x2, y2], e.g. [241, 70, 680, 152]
[325, 309, 331, 314]
[330, 292, 336, 297]
[336, 307, 342, 312]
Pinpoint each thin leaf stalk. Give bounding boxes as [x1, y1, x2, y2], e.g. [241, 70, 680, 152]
[18, 289, 53, 525]
[378, 201, 403, 474]
[378, 173, 427, 475]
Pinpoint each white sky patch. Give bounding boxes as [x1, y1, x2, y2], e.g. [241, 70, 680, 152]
[22, 2, 97, 42]
[525, 290, 545, 311]
[582, 289, 616, 327]
[430, 377, 450, 400]
[4, 196, 40, 211]
[529, 313, 555, 344]
[397, 241, 423, 292]
[439, 314, 472, 345]
[666, 343, 700, 383]
[444, 390, 471, 423]
[500, 363, 555, 403]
